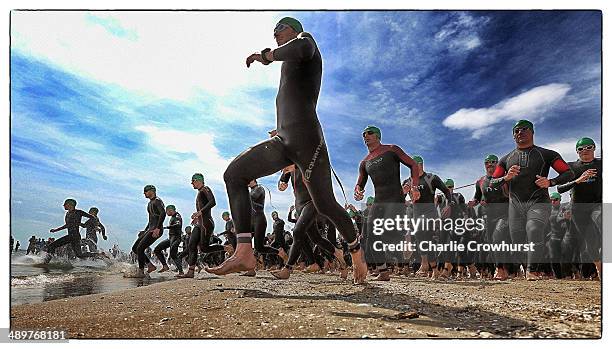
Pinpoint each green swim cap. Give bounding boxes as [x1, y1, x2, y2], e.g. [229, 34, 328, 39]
[89, 207, 99, 214]
[445, 179, 455, 187]
[272, 211, 278, 216]
[484, 154, 498, 162]
[166, 205, 176, 211]
[412, 155, 423, 164]
[362, 125, 381, 140]
[512, 119, 534, 133]
[277, 17, 303, 33]
[366, 196, 375, 204]
[64, 198, 77, 207]
[348, 209, 356, 218]
[576, 137, 595, 149]
[550, 192, 561, 200]
[191, 173, 204, 182]
[143, 184, 156, 193]
[222, 211, 230, 217]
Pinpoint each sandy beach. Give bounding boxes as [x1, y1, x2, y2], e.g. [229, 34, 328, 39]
[10, 272, 601, 339]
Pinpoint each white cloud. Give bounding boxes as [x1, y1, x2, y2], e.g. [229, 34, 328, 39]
[134, 125, 231, 186]
[443, 83, 572, 138]
[11, 11, 285, 100]
[435, 12, 488, 53]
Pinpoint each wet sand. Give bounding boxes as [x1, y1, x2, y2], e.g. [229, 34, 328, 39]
[10, 272, 601, 339]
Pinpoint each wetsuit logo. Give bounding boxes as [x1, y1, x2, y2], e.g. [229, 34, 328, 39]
[304, 139, 324, 182]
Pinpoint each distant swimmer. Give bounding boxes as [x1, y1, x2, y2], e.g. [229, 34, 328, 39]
[130, 185, 166, 278]
[43, 199, 103, 264]
[81, 207, 106, 253]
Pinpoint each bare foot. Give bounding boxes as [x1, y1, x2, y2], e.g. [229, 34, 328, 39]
[373, 270, 391, 281]
[176, 268, 195, 278]
[146, 263, 157, 274]
[278, 248, 289, 264]
[206, 244, 257, 275]
[526, 271, 541, 281]
[304, 263, 320, 273]
[468, 265, 478, 279]
[271, 267, 291, 280]
[493, 267, 508, 281]
[158, 265, 170, 273]
[350, 249, 368, 284]
[240, 270, 256, 277]
[415, 266, 429, 277]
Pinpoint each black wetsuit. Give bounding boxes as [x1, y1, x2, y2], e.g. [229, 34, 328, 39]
[188, 186, 224, 267]
[47, 209, 97, 259]
[154, 212, 184, 272]
[436, 192, 468, 265]
[271, 217, 288, 251]
[220, 219, 236, 249]
[222, 32, 358, 252]
[491, 146, 574, 271]
[81, 216, 105, 253]
[547, 203, 571, 278]
[132, 197, 165, 269]
[281, 168, 338, 267]
[474, 175, 510, 267]
[356, 144, 419, 268]
[558, 158, 602, 264]
[404, 172, 451, 262]
[250, 184, 278, 255]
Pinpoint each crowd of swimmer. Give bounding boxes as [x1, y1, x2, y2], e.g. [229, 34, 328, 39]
[33, 118, 601, 282]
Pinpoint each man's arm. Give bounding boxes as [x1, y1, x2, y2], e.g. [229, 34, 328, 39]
[199, 188, 217, 213]
[433, 175, 452, 202]
[154, 200, 166, 230]
[271, 33, 316, 62]
[391, 145, 419, 186]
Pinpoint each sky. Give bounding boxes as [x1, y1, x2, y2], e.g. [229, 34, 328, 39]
[9, 10, 602, 251]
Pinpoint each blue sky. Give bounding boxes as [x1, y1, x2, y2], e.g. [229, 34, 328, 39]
[10, 11, 602, 250]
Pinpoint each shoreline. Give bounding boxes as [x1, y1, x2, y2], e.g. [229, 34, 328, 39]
[10, 272, 601, 339]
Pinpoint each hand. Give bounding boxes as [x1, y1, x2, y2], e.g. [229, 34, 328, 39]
[535, 175, 551, 188]
[402, 183, 411, 194]
[480, 200, 487, 207]
[563, 210, 572, 220]
[191, 211, 201, 220]
[576, 169, 597, 184]
[278, 181, 288, 191]
[49, 228, 57, 233]
[151, 228, 160, 238]
[504, 165, 520, 181]
[246, 52, 269, 68]
[269, 129, 278, 137]
[410, 187, 420, 202]
[289, 205, 295, 211]
[354, 185, 365, 201]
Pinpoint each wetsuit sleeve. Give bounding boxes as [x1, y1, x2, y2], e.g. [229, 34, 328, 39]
[490, 156, 508, 188]
[287, 208, 297, 223]
[557, 181, 575, 194]
[433, 175, 452, 203]
[473, 179, 483, 202]
[391, 145, 420, 185]
[199, 188, 217, 213]
[547, 151, 574, 186]
[154, 200, 165, 230]
[79, 210, 95, 220]
[99, 222, 106, 236]
[458, 194, 467, 216]
[356, 160, 368, 189]
[272, 33, 316, 62]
